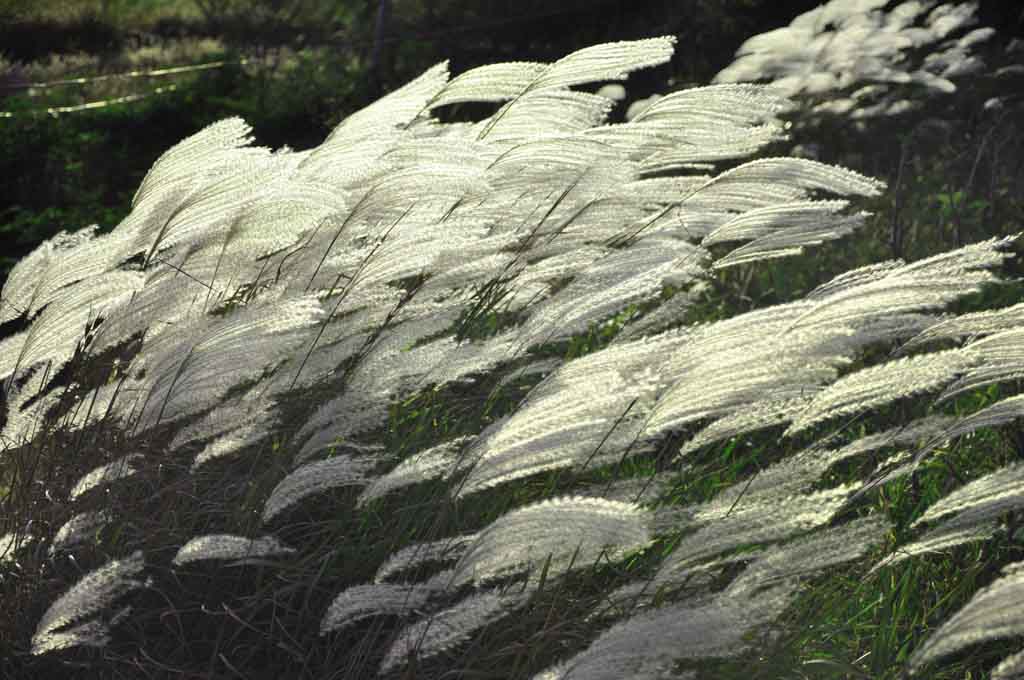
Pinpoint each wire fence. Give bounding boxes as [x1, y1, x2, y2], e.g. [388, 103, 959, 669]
[0, 58, 249, 118]
[0, 0, 628, 119]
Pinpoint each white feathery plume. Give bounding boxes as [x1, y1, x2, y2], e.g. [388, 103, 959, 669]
[454, 373, 657, 497]
[357, 436, 477, 508]
[190, 420, 271, 471]
[481, 90, 616, 141]
[428, 62, 548, 108]
[457, 333, 686, 489]
[0, 227, 108, 325]
[291, 310, 464, 447]
[512, 237, 708, 348]
[69, 454, 145, 501]
[938, 328, 1024, 403]
[674, 397, 811, 457]
[289, 321, 483, 462]
[379, 587, 531, 675]
[85, 256, 212, 358]
[726, 514, 889, 598]
[317, 62, 449, 148]
[1, 366, 62, 448]
[30, 618, 113, 654]
[262, 455, 378, 523]
[15, 227, 134, 322]
[172, 534, 294, 565]
[320, 569, 454, 634]
[787, 234, 1016, 333]
[864, 383, 1024, 503]
[992, 648, 1024, 680]
[711, 211, 868, 269]
[909, 560, 1024, 674]
[702, 200, 850, 246]
[32, 551, 146, 655]
[139, 152, 296, 263]
[132, 117, 255, 211]
[445, 38, 674, 131]
[912, 394, 1024, 466]
[50, 511, 113, 555]
[375, 535, 478, 584]
[868, 523, 1002, 575]
[9, 270, 144, 389]
[912, 462, 1024, 530]
[60, 379, 132, 434]
[129, 292, 324, 431]
[168, 386, 269, 451]
[531, 583, 795, 680]
[531, 37, 677, 91]
[450, 496, 652, 589]
[712, 0, 991, 125]
[834, 414, 958, 461]
[587, 84, 788, 167]
[652, 484, 855, 588]
[0, 330, 28, 385]
[899, 301, 1024, 353]
[612, 285, 705, 343]
[644, 303, 935, 445]
[296, 62, 450, 182]
[785, 348, 977, 435]
[644, 314, 848, 437]
[664, 443, 850, 531]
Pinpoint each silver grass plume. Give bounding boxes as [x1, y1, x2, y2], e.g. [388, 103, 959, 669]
[50, 511, 113, 556]
[262, 454, 378, 523]
[379, 587, 531, 674]
[69, 454, 145, 501]
[449, 496, 652, 589]
[1, 32, 1020, 680]
[320, 569, 455, 635]
[172, 534, 295, 566]
[992, 649, 1024, 680]
[869, 463, 1024, 574]
[530, 585, 792, 680]
[713, 0, 994, 124]
[31, 551, 146, 655]
[909, 560, 1024, 674]
[375, 535, 478, 584]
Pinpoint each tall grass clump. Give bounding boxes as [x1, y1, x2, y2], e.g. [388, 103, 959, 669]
[713, 0, 996, 126]
[2, 26, 1024, 680]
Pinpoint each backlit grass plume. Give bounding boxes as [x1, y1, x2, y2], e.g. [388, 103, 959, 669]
[713, 0, 995, 123]
[1, 34, 1023, 680]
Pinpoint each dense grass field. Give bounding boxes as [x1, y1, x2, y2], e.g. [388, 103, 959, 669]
[2, 2, 1024, 679]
